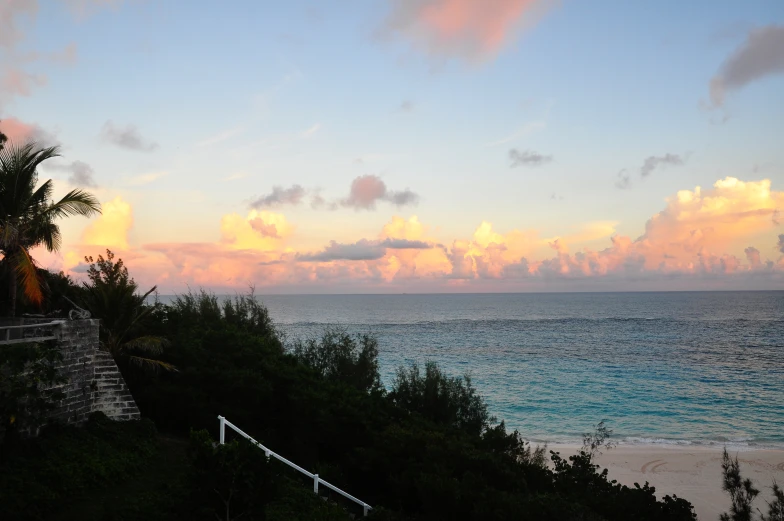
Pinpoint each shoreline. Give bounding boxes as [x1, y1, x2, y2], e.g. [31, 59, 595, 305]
[547, 444, 784, 520]
[530, 438, 784, 452]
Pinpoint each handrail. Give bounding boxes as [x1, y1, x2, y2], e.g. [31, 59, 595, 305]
[218, 415, 372, 517]
[0, 321, 66, 330]
[0, 321, 65, 344]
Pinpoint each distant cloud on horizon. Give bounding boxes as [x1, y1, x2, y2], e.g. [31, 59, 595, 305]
[49, 176, 784, 293]
[297, 237, 433, 262]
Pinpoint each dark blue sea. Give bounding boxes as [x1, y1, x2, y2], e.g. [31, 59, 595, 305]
[169, 291, 784, 448]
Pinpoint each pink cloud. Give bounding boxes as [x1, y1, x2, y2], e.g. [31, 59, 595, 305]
[341, 175, 419, 210]
[382, 0, 548, 61]
[0, 117, 59, 145]
[343, 175, 387, 209]
[249, 218, 279, 238]
[0, 67, 46, 98]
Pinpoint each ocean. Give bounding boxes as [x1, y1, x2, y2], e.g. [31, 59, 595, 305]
[166, 291, 784, 449]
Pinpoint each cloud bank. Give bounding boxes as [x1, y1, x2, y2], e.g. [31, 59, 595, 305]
[46, 175, 784, 293]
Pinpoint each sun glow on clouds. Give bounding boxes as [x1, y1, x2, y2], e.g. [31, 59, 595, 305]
[81, 196, 132, 250]
[220, 210, 292, 251]
[37, 177, 784, 291]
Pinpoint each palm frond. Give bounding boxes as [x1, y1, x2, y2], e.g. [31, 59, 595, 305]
[140, 285, 158, 301]
[123, 335, 169, 356]
[26, 219, 61, 252]
[30, 179, 55, 207]
[43, 189, 102, 220]
[127, 355, 178, 373]
[13, 247, 43, 305]
[0, 223, 19, 250]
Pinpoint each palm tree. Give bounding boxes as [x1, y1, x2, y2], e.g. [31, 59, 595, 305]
[0, 142, 101, 315]
[80, 250, 175, 372]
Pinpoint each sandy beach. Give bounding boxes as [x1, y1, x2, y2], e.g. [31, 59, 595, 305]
[548, 445, 784, 520]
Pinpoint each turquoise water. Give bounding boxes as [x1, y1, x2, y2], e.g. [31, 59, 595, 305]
[168, 292, 784, 448]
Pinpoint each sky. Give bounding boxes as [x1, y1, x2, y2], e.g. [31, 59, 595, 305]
[1, 0, 784, 293]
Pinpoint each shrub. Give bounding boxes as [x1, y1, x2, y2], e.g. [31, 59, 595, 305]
[389, 361, 492, 437]
[0, 341, 65, 446]
[720, 447, 784, 521]
[188, 429, 275, 521]
[0, 412, 159, 520]
[292, 328, 382, 393]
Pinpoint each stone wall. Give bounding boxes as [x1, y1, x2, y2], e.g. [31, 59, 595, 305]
[46, 319, 140, 424]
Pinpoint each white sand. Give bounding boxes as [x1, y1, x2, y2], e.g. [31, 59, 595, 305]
[548, 445, 784, 521]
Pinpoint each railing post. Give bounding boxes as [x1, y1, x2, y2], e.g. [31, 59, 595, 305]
[363, 504, 369, 517]
[313, 474, 319, 494]
[218, 415, 225, 445]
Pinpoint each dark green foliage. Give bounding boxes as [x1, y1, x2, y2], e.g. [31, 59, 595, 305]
[550, 450, 696, 521]
[720, 448, 784, 521]
[188, 429, 276, 520]
[479, 420, 548, 468]
[0, 264, 81, 316]
[188, 429, 355, 521]
[79, 250, 173, 372]
[265, 476, 354, 521]
[389, 360, 492, 437]
[130, 289, 286, 436]
[0, 341, 65, 445]
[0, 412, 160, 521]
[0, 124, 6, 148]
[292, 328, 382, 393]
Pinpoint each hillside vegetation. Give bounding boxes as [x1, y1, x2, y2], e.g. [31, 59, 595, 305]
[0, 257, 700, 521]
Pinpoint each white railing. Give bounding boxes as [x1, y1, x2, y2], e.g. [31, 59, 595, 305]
[218, 415, 372, 517]
[0, 321, 64, 345]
